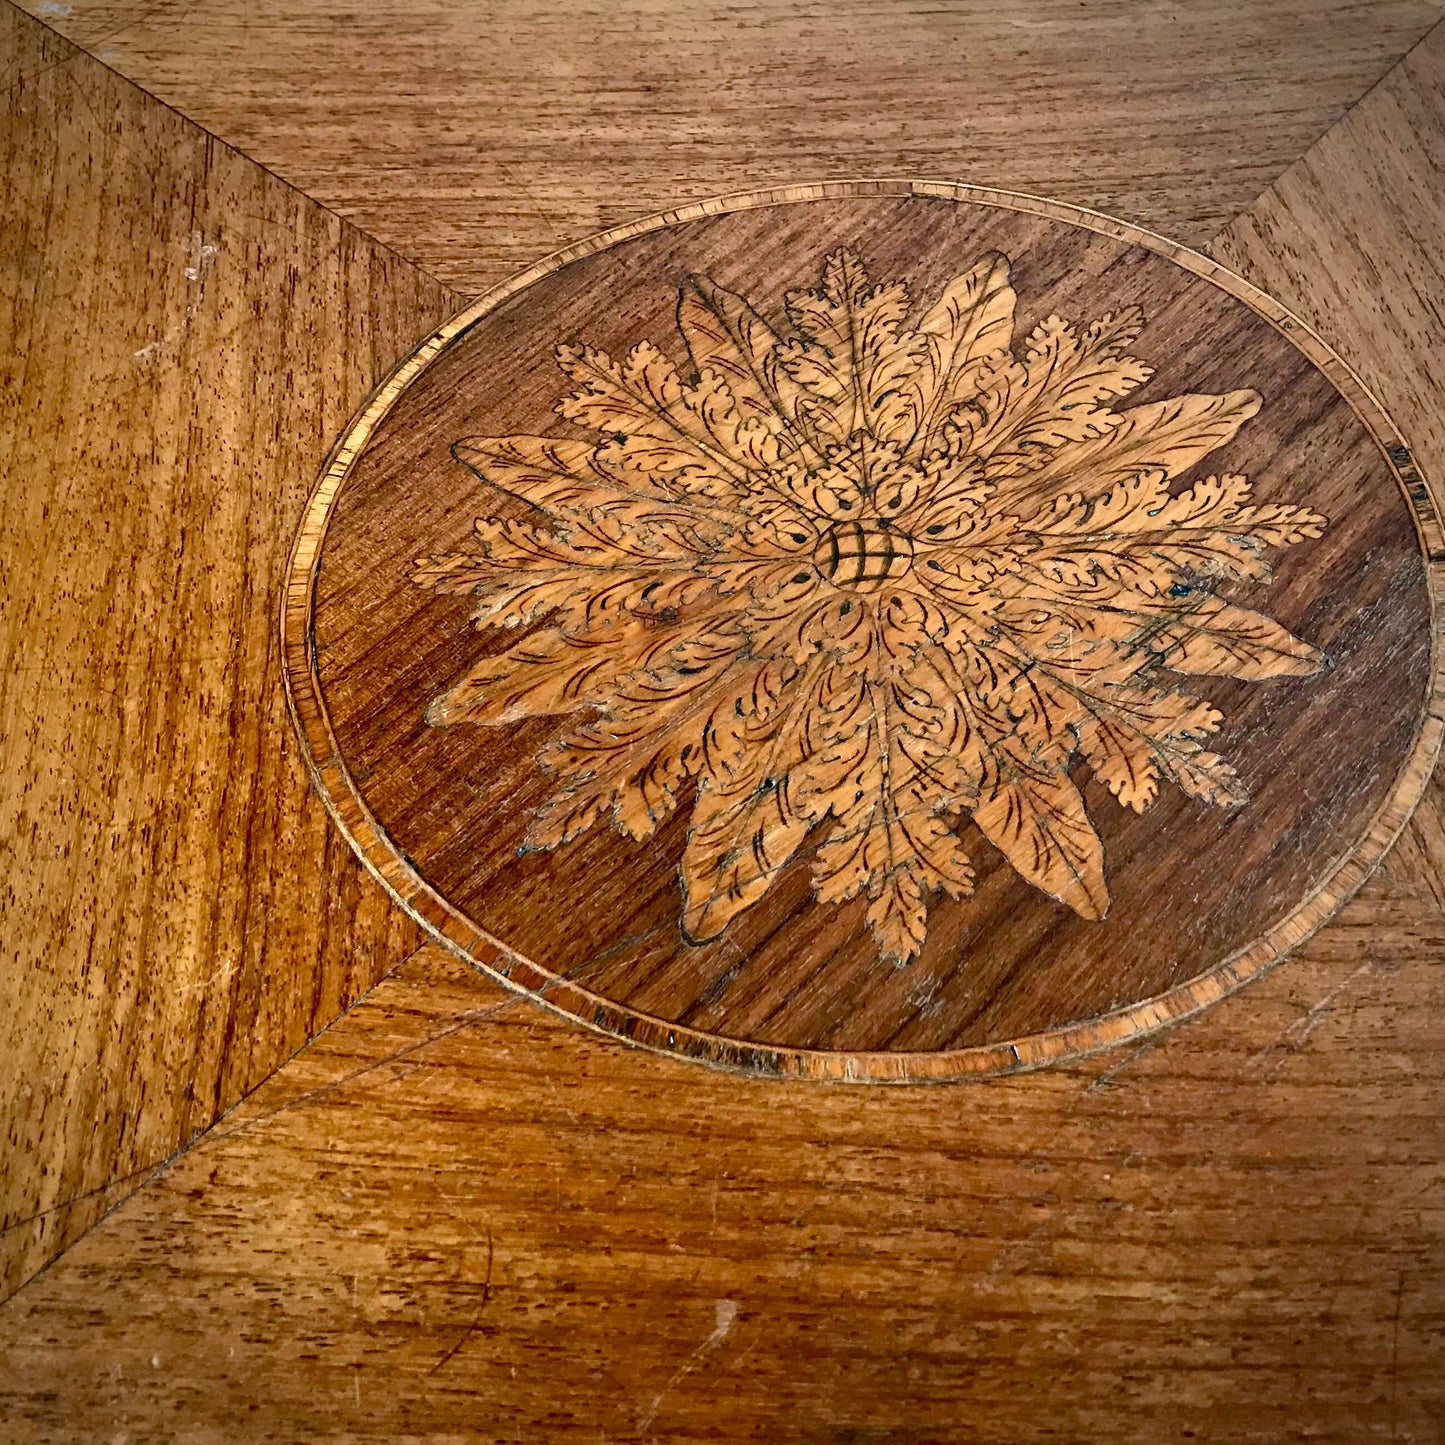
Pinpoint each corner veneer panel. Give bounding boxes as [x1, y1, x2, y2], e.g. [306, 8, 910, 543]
[0, 6, 456, 1297]
[11, 0, 1441, 291]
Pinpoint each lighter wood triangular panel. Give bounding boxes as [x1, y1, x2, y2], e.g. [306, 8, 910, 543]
[0, 6, 457, 1299]
[12, 0, 1440, 290]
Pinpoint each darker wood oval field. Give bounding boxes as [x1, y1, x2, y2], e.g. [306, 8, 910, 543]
[284, 182, 1442, 1080]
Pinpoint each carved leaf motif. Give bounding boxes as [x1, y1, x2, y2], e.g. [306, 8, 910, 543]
[804, 674, 976, 959]
[778, 250, 932, 446]
[1032, 472, 1327, 588]
[451, 434, 676, 514]
[413, 248, 1330, 964]
[972, 747, 1110, 921]
[676, 276, 814, 463]
[959, 310, 1155, 469]
[912, 251, 1017, 450]
[993, 388, 1265, 507]
[679, 659, 823, 943]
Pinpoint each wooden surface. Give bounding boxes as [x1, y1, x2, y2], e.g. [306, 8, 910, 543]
[1, 936, 1441, 1444]
[1, 4, 1441, 1442]
[291, 184, 1439, 1078]
[1211, 29, 1445, 495]
[0, 6, 456, 1300]
[11, 0, 1441, 292]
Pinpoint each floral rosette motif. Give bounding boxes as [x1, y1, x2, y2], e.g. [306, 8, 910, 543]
[415, 249, 1326, 963]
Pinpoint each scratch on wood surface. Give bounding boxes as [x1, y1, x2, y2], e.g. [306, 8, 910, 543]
[540, 1070, 582, 1126]
[492, 157, 565, 253]
[1250, 959, 1378, 1074]
[1082, 1034, 1169, 1096]
[1389, 1270, 1405, 1442]
[637, 1299, 738, 1435]
[1, 955, 429, 1247]
[133, 229, 215, 359]
[1, 952, 487, 1281]
[428, 1225, 494, 1378]
[178, 959, 239, 995]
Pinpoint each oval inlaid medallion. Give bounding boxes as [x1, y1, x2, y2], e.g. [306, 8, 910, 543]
[283, 181, 1442, 1080]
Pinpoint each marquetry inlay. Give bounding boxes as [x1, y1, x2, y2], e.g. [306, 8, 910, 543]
[283, 182, 1441, 1080]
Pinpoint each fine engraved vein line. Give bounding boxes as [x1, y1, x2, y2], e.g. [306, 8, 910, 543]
[412, 247, 1330, 965]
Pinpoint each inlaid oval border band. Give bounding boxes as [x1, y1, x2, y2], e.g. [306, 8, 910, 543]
[281, 179, 1445, 1083]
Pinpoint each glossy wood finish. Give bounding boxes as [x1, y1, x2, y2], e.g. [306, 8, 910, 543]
[0, 7, 1440, 1442]
[12, 0, 1440, 291]
[0, 6, 457, 1300]
[290, 185, 1440, 1078]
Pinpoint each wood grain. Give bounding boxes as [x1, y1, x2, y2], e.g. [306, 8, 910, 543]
[291, 184, 1440, 1077]
[1208, 19, 1445, 954]
[0, 5, 458, 1300]
[0, 9, 1439, 1445]
[0, 926, 1439, 1444]
[11, 0, 1441, 293]
[1211, 22, 1445, 501]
